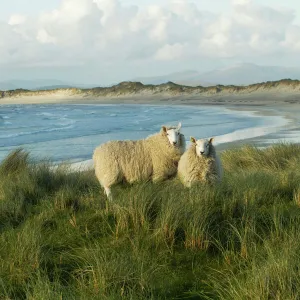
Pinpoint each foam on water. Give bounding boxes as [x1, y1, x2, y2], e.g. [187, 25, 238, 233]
[0, 104, 294, 163]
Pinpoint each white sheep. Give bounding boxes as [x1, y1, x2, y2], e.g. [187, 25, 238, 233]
[93, 123, 185, 199]
[177, 137, 223, 188]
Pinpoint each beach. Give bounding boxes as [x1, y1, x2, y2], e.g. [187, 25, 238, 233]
[1, 89, 300, 171]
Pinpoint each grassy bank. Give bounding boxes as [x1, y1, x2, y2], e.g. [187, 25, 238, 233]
[1, 144, 300, 299]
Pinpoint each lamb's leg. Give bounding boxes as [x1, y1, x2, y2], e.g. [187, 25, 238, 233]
[104, 186, 112, 201]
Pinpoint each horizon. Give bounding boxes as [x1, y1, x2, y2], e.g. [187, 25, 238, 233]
[1, 63, 300, 91]
[1, 0, 300, 85]
[1, 77, 299, 93]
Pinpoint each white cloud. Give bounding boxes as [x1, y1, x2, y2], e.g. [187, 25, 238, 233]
[154, 43, 186, 60]
[1, 0, 300, 71]
[231, 0, 251, 5]
[8, 14, 27, 25]
[36, 28, 57, 44]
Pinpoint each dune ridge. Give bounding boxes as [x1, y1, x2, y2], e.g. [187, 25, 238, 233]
[1, 79, 300, 98]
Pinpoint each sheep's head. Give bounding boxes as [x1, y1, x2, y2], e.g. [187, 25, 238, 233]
[190, 137, 214, 157]
[161, 122, 182, 147]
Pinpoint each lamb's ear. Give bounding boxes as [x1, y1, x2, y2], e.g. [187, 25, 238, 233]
[161, 126, 167, 133]
[177, 122, 182, 130]
[209, 137, 214, 144]
[190, 137, 196, 144]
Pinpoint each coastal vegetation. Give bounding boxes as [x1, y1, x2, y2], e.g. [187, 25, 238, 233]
[1, 78, 300, 100]
[1, 144, 300, 299]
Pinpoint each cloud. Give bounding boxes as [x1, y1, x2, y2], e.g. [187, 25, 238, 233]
[154, 43, 187, 60]
[8, 14, 27, 26]
[1, 0, 300, 70]
[231, 0, 251, 5]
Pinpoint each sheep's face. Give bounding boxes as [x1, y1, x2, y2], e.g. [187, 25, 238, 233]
[191, 137, 214, 157]
[162, 122, 182, 147]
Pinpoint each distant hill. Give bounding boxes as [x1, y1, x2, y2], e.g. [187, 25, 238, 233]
[36, 85, 74, 90]
[2, 79, 300, 102]
[197, 63, 300, 86]
[0, 82, 17, 91]
[132, 71, 215, 87]
[0, 79, 71, 91]
[3, 63, 300, 92]
[131, 64, 300, 87]
[0, 79, 98, 91]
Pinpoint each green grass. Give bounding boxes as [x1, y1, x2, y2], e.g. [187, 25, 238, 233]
[1, 144, 300, 299]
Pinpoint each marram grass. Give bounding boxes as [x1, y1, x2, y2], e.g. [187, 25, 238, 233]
[1, 144, 300, 299]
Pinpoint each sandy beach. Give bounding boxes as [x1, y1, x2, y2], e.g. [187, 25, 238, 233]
[2, 90, 299, 133]
[1, 88, 300, 171]
[1, 89, 300, 106]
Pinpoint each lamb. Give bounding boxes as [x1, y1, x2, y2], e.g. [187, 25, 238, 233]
[177, 137, 223, 188]
[93, 123, 185, 199]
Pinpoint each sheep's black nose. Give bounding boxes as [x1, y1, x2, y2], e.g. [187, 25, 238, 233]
[200, 151, 204, 155]
[173, 142, 177, 145]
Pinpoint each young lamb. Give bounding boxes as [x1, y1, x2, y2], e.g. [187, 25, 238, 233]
[93, 123, 185, 200]
[177, 137, 223, 188]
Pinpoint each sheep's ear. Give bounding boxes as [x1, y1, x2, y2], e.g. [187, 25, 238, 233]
[177, 122, 182, 130]
[190, 137, 196, 144]
[209, 137, 214, 144]
[161, 126, 167, 133]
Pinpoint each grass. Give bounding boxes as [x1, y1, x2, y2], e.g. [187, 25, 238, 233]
[1, 144, 300, 299]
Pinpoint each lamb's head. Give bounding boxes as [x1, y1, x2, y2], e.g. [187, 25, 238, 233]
[161, 122, 182, 147]
[190, 137, 214, 157]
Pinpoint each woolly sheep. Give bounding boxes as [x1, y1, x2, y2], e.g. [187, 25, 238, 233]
[177, 137, 223, 188]
[93, 123, 185, 199]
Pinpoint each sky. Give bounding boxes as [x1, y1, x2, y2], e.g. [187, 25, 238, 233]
[1, 0, 300, 85]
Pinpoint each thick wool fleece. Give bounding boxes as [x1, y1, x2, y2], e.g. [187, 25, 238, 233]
[93, 130, 185, 188]
[178, 143, 221, 187]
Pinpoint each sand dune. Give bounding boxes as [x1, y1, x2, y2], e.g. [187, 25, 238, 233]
[1, 79, 300, 106]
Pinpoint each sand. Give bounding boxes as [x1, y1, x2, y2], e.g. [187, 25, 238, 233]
[1, 90, 300, 171]
[2, 90, 299, 132]
[1, 87, 300, 106]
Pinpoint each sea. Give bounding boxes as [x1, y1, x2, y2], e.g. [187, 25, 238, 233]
[0, 104, 291, 164]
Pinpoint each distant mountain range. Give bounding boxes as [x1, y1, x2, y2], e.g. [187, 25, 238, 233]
[198, 64, 300, 86]
[1, 64, 300, 91]
[0, 79, 98, 91]
[2, 79, 300, 100]
[132, 71, 215, 87]
[131, 64, 300, 86]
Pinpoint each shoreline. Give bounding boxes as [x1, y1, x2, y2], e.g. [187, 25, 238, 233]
[66, 103, 300, 172]
[1, 78, 300, 106]
[1, 93, 299, 171]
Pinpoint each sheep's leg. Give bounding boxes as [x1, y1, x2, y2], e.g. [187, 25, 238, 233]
[104, 186, 112, 201]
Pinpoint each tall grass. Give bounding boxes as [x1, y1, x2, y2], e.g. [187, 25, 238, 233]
[1, 144, 300, 299]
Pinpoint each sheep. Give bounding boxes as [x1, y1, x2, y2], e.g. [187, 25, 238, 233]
[177, 137, 223, 188]
[93, 123, 185, 200]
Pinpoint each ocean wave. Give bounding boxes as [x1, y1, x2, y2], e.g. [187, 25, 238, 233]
[36, 112, 70, 120]
[133, 118, 152, 124]
[1, 104, 293, 164]
[36, 112, 56, 117]
[214, 115, 288, 145]
[0, 125, 75, 139]
[57, 118, 76, 126]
